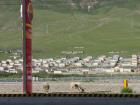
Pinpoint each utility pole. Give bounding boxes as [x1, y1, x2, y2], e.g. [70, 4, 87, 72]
[22, 0, 33, 94]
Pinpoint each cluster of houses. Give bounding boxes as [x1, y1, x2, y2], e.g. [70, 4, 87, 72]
[0, 59, 22, 73]
[0, 54, 140, 74]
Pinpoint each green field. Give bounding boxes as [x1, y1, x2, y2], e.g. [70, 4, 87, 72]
[0, 0, 140, 58]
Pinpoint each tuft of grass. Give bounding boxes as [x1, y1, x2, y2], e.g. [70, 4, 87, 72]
[121, 87, 133, 94]
[43, 83, 50, 93]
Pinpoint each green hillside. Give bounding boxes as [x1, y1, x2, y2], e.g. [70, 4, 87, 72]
[0, 0, 140, 58]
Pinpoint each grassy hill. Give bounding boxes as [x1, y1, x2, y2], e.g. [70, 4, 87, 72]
[0, 0, 140, 58]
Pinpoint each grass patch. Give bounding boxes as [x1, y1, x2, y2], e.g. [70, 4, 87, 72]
[121, 87, 133, 94]
[1, 0, 140, 58]
[0, 72, 140, 78]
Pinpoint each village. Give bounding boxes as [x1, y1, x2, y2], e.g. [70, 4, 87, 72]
[0, 53, 140, 74]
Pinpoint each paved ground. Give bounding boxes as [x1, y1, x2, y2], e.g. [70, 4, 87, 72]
[0, 97, 140, 105]
[0, 81, 140, 94]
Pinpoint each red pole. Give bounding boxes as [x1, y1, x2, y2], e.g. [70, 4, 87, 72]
[22, 0, 33, 94]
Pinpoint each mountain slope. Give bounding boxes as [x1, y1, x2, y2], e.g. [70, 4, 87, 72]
[0, 0, 140, 58]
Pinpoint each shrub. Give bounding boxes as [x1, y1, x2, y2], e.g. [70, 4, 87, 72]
[121, 87, 133, 94]
[43, 84, 50, 93]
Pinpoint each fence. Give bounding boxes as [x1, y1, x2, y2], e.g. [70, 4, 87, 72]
[0, 0, 140, 94]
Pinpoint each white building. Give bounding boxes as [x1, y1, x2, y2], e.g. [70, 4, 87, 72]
[58, 63, 65, 68]
[0, 67, 4, 71]
[74, 62, 82, 67]
[54, 71, 62, 74]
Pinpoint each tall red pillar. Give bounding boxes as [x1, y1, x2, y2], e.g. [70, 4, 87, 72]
[22, 0, 33, 94]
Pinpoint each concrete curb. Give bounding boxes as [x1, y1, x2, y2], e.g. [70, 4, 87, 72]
[0, 93, 139, 97]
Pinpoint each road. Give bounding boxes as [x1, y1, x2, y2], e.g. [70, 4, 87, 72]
[0, 97, 140, 105]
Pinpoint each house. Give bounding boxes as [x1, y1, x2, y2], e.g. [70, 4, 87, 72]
[123, 66, 132, 72]
[74, 62, 82, 67]
[58, 63, 65, 68]
[121, 62, 131, 67]
[0, 67, 4, 71]
[9, 69, 18, 73]
[54, 63, 59, 67]
[45, 69, 49, 73]
[53, 71, 62, 74]
[93, 62, 99, 66]
[98, 55, 106, 61]
[43, 64, 50, 68]
[103, 67, 114, 73]
[32, 70, 40, 73]
[83, 56, 92, 62]
[82, 69, 89, 74]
